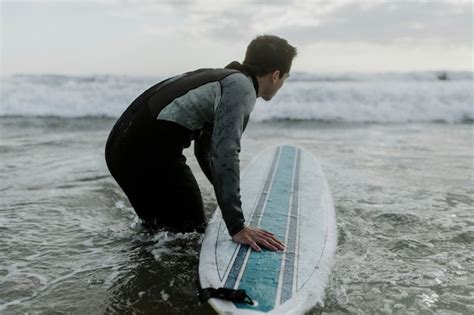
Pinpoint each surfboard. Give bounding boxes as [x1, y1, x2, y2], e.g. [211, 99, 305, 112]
[198, 145, 337, 314]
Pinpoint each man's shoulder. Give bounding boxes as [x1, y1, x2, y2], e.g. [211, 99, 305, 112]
[179, 67, 240, 81]
[220, 71, 255, 93]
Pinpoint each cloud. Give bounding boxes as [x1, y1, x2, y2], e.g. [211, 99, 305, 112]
[104, 0, 353, 41]
[104, 0, 472, 47]
[273, 1, 472, 44]
[2, 0, 471, 74]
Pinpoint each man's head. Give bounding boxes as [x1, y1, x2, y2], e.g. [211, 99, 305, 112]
[243, 35, 297, 101]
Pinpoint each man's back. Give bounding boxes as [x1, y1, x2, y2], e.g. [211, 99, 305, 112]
[105, 34, 296, 250]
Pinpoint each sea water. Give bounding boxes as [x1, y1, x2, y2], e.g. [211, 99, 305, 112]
[1, 72, 472, 314]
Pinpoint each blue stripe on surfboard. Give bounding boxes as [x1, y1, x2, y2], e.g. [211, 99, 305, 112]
[280, 148, 301, 303]
[224, 147, 281, 289]
[235, 145, 297, 312]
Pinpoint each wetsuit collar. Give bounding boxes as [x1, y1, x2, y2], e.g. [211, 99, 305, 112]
[224, 61, 259, 96]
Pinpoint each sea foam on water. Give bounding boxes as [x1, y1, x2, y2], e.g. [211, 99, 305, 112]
[1, 72, 472, 123]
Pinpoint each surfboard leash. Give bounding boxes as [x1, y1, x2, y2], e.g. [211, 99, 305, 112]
[197, 283, 254, 305]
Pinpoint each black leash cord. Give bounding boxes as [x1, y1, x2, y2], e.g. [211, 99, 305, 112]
[198, 285, 254, 305]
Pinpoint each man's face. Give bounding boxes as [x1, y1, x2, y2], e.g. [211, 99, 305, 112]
[261, 71, 290, 101]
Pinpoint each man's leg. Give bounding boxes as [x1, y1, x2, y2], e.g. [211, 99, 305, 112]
[106, 112, 206, 232]
[122, 155, 207, 233]
[161, 154, 207, 231]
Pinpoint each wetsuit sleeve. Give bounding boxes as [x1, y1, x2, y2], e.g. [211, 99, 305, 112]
[210, 74, 256, 236]
[194, 127, 213, 184]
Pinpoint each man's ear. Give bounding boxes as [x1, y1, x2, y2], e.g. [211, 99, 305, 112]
[272, 70, 281, 82]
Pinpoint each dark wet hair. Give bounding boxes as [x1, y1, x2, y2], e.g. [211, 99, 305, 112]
[243, 35, 297, 77]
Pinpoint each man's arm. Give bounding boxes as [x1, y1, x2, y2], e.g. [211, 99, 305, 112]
[210, 74, 252, 236]
[210, 73, 285, 251]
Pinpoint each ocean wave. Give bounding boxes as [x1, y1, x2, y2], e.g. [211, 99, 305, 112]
[289, 71, 472, 82]
[1, 73, 472, 123]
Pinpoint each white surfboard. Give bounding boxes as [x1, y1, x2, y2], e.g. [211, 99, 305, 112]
[198, 145, 337, 314]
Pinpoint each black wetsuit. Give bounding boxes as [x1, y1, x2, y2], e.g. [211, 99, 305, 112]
[105, 62, 259, 235]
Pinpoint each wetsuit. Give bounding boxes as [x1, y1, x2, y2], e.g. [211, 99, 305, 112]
[105, 61, 258, 235]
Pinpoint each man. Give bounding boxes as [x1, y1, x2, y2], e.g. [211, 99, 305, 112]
[105, 35, 297, 252]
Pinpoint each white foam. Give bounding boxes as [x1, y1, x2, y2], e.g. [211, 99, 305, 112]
[82, 238, 94, 247]
[150, 231, 202, 261]
[420, 292, 439, 307]
[0, 72, 472, 123]
[160, 290, 170, 301]
[114, 201, 127, 210]
[0, 74, 160, 118]
[252, 79, 473, 123]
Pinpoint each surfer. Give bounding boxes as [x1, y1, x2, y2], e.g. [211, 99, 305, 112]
[105, 35, 297, 252]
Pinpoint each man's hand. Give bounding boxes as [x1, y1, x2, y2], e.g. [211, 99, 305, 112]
[231, 226, 285, 252]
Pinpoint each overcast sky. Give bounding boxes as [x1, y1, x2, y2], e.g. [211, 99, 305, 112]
[1, 0, 472, 75]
